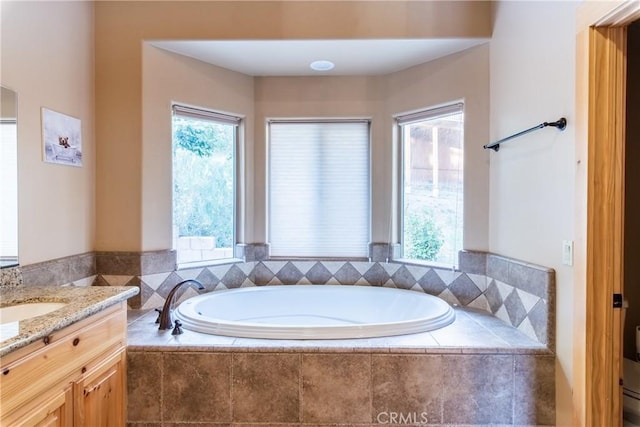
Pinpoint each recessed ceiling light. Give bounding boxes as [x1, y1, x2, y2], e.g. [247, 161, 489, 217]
[310, 60, 335, 71]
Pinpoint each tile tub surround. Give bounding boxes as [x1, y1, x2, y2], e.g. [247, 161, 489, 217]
[95, 250, 176, 276]
[1, 250, 175, 289]
[5, 252, 96, 287]
[104, 251, 554, 347]
[483, 253, 556, 349]
[94, 250, 176, 308]
[126, 308, 554, 426]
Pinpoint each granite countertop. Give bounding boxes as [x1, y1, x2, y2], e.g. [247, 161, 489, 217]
[0, 285, 139, 357]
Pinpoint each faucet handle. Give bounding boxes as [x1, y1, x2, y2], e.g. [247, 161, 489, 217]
[154, 308, 162, 324]
[172, 319, 183, 336]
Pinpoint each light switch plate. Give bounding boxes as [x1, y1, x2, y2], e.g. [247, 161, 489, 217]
[562, 240, 573, 266]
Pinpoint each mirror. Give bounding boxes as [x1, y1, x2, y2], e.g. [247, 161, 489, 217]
[1, 86, 18, 268]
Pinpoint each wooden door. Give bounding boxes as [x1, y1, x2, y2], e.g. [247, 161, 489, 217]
[3, 386, 73, 427]
[74, 350, 126, 427]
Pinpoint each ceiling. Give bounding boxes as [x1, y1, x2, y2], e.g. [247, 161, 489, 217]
[150, 39, 489, 76]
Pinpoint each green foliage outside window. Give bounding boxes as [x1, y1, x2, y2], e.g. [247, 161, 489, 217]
[404, 210, 444, 261]
[173, 117, 234, 248]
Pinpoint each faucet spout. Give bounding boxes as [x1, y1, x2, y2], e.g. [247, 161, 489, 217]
[158, 279, 205, 330]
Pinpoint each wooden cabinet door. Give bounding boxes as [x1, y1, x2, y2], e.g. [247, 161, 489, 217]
[2, 386, 73, 427]
[74, 350, 126, 427]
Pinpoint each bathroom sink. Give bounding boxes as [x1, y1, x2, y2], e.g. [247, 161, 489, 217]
[0, 302, 67, 324]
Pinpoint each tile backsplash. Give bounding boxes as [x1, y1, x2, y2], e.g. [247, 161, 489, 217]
[0, 248, 554, 347]
[98, 250, 554, 347]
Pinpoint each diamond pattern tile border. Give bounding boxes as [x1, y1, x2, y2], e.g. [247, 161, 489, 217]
[97, 252, 554, 347]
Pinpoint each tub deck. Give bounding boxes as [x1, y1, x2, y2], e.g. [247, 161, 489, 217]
[127, 306, 547, 354]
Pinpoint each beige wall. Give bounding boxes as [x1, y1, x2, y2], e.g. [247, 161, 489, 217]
[95, 0, 492, 251]
[1, 1, 94, 265]
[1, 87, 17, 119]
[489, 1, 579, 425]
[142, 45, 254, 250]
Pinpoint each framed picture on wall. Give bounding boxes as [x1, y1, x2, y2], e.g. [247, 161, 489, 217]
[41, 107, 82, 167]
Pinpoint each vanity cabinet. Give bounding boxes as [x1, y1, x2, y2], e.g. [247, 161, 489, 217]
[3, 385, 73, 427]
[0, 302, 127, 427]
[74, 349, 125, 426]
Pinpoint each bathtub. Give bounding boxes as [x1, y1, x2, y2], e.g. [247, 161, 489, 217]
[174, 285, 455, 339]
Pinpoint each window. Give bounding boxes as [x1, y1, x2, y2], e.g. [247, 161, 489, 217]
[172, 104, 239, 264]
[268, 120, 370, 258]
[397, 103, 464, 267]
[0, 120, 18, 262]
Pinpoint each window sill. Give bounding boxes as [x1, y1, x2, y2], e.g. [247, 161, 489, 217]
[177, 258, 245, 271]
[391, 257, 458, 271]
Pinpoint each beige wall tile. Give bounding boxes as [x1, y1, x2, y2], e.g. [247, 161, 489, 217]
[127, 352, 163, 422]
[371, 354, 443, 424]
[162, 353, 232, 423]
[514, 355, 555, 425]
[441, 355, 514, 425]
[232, 353, 300, 423]
[301, 354, 371, 424]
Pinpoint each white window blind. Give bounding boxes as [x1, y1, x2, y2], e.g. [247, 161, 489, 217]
[269, 120, 370, 258]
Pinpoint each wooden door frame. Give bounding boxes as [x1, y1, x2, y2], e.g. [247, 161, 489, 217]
[577, 1, 640, 426]
[585, 25, 626, 427]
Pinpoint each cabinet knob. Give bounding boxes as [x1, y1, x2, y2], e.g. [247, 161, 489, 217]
[73, 338, 80, 346]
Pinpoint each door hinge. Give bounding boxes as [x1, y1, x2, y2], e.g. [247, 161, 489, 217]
[613, 293, 623, 308]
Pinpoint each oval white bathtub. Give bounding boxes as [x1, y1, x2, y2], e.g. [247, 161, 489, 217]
[174, 285, 455, 339]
